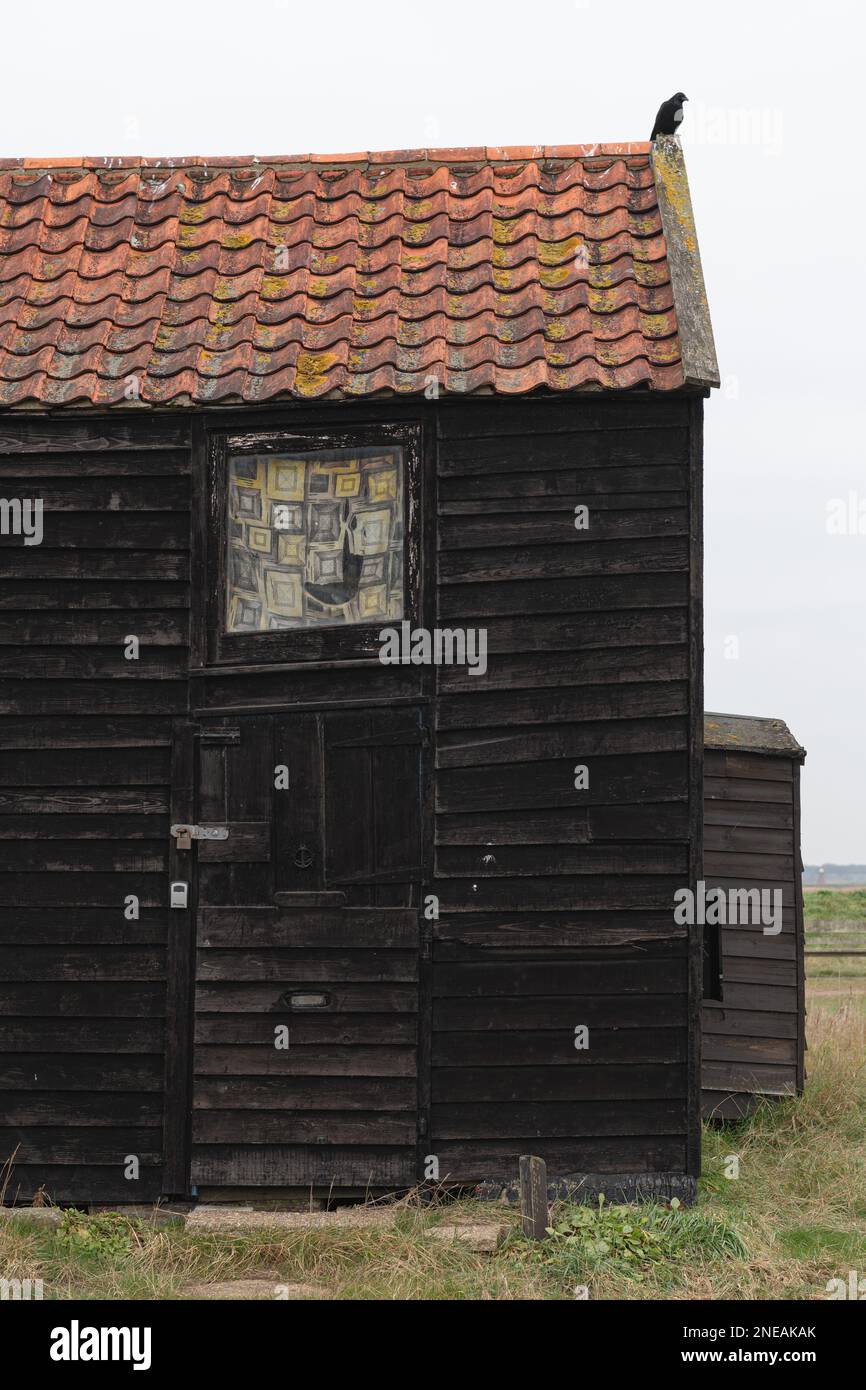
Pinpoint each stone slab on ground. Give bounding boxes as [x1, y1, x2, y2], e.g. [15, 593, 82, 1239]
[0, 1207, 62, 1227]
[186, 1204, 399, 1234]
[429, 1222, 506, 1253]
[178, 1278, 328, 1300]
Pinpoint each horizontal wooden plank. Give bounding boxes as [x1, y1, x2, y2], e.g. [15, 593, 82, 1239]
[437, 809, 589, 846]
[0, 582, 188, 611]
[197, 823, 270, 863]
[433, 958, 685, 997]
[0, 477, 188, 511]
[446, 609, 688, 656]
[0, 1167, 164, 1203]
[439, 508, 688, 550]
[439, 465, 686, 502]
[194, 1045, 415, 1076]
[714, 982, 797, 1013]
[719, 927, 797, 957]
[0, 873, 164, 906]
[0, 748, 169, 787]
[435, 843, 688, 878]
[437, 717, 687, 768]
[716, 753, 793, 782]
[0, 1093, 161, 1125]
[700, 1004, 798, 1037]
[431, 1098, 687, 1138]
[194, 949, 418, 984]
[190, 1145, 415, 1186]
[0, 1056, 162, 1091]
[438, 422, 688, 467]
[0, 421, 190, 455]
[3, 649, 187, 680]
[198, 908, 420, 949]
[704, 824, 793, 854]
[0, 1019, 163, 1052]
[0, 549, 189, 580]
[0, 790, 168, 814]
[438, 573, 687, 620]
[0, 982, 164, 1017]
[442, 494, 688, 523]
[0, 1128, 161, 1163]
[433, 914, 685, 949]
[705, 850, 794, 879]
[0, 612, 186, 645]
[0, 682, 187, 717]
[702, 1061, 796, 1095]
[433, 875, 686, 912]
[439, 537, 688, 585]
[193, 1076, 415, 1111]
[193, 665, 424, 712]
[0, 513, 187, 549]
[437, 397, 688, 440]
[704, 777, 792, 805]
[431, 1138, 686, 1180]
[700, 1034, 796, 1065]
[194, 1013, 416, 1046]
[193, 1106, 417, 1139]
[436, 648, 688, 694]
[195, 983, 417, 1014]
[0, 814, 165, 841]
[0, 717, 172, 751]
[437, 751, 688, 813]
[433, 1028, 686, 1067]
[0, 843, 164, 873]
[433, 1064, 685, 1103]
[719, 957, 797, 987]
[0, 947, 165, 982]
[434, 993, 686, 1030]
[436, 681, 688, 731]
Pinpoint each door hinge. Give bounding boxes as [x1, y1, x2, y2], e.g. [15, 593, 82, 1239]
[171, 824, 230, 851]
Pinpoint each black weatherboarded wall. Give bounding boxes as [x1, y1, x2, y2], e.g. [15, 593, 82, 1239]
[0, 391, 704, 1203]
[701, 713, 806, 1117]
[0, 416, 191, 1203]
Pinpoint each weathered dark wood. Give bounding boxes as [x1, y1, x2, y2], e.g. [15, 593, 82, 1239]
[700, 724, 806, 1114]
[0, 389, 705, 1206]
[162, 720, 195, 1195]
[519, 1155, 549, 1241]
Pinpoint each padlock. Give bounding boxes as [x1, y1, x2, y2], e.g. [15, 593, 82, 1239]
[175, 827, 192, 850]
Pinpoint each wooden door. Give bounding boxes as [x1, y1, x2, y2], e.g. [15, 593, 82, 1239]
[186, 708, 425, 1190]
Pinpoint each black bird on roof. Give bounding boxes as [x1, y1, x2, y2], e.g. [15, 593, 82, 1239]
[650, 93, 688, 141]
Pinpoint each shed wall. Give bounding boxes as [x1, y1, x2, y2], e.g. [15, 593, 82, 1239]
[701, 748, 805, 1117]
[0, 394, 703, 1201]
[0, 417, 191, 1202]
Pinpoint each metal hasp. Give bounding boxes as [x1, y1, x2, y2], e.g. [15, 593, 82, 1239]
[170, 824, 230, 851]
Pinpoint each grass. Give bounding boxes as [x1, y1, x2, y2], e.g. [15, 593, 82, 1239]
[2, 1002, 864, 1301]
[3, 891, 864, 1302]
[805, 888, 866, 1014]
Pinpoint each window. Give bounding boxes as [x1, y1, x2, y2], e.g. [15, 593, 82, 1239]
[204, 425, 420, 666]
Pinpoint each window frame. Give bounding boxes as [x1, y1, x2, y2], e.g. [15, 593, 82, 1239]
[204, 422, 422, 667]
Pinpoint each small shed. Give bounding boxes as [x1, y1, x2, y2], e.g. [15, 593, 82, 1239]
[0, 136, 719, 1205]
[702, 713, 807, 1117]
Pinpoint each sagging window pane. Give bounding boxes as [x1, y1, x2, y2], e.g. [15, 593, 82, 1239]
[226, 446, 404, 631]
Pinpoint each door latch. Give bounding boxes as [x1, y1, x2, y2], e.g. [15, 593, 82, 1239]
[170, 824, 230, 851]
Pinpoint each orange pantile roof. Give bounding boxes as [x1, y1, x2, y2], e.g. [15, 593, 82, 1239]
[0, 144, 712, 408]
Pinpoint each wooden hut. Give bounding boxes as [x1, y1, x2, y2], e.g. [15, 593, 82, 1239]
[0, 137, 719, 1205]
[702, 713, 807, 1117]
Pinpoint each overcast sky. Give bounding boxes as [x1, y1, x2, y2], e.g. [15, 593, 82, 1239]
[4, 0, 862, 862]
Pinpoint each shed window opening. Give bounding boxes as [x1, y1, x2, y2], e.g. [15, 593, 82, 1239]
[226, 446, 405, 632]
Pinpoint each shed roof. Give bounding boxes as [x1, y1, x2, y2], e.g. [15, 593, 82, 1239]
[704, 712, 806, 760]
[0, 139, 717, 409]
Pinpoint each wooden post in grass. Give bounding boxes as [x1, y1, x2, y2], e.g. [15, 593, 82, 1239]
[519, 1155, 548, 1241]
